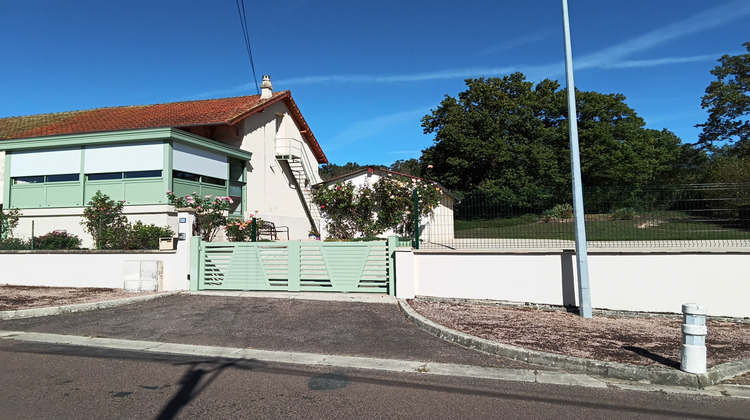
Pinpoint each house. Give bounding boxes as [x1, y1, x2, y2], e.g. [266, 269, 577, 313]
[315, 166, 455, 243]
[0, 76, 326, 246]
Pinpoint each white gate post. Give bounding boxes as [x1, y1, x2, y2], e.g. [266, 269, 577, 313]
[681, 303, 707, 374]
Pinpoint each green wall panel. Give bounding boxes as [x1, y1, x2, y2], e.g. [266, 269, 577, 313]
[46, 184, 83, 207]
[9, 186, 44, 208]
[85, 182, 124, 203]
[124, 180, 165, 204]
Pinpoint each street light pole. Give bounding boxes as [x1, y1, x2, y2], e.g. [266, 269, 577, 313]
[562, 0, 592, 318]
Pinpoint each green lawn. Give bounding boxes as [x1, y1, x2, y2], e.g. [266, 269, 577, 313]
[454, 212, 750, 241]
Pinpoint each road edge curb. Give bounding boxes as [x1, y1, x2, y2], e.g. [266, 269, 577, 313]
[397, 298, 750, 388]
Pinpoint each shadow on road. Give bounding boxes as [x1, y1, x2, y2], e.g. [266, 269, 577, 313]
[622, 345, 679, 369]
[156, 359, 265, 420]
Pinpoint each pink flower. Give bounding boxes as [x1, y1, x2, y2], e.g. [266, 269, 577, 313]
[227, 197, 234, 203]
[121, 200, 126, 203]
[166, 190, 172, 194]
[205, 195, 211, 199]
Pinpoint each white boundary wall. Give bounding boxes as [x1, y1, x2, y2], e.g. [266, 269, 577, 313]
[0, 211, 197, 292]
[395, 249, 750, 318]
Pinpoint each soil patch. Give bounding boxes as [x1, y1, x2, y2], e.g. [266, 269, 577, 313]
[408, 299, 750, 371]
[0, 285, 153, 311]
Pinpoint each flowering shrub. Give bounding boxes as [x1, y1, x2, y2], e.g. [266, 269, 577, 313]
[167, 191, 231, 241]
[312, 175, 441, 240]
[33, 231, 82, 250]
[371, 177, 441, 236]
[82, 191, 129, 249]
[312, 182, 376, 239]
[82, 191, 175, 249]
[0, 205, 20, 239]
[225, 217, 263, 242]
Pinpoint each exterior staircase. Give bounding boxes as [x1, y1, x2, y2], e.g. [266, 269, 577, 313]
[275, 138, 321, 235]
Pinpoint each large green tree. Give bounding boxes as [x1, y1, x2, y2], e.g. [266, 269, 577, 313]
[696, 42, 750, 156]
[420, 72, 686, 205]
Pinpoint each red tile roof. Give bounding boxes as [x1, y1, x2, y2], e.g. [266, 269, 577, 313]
[0, 91, 328, 163]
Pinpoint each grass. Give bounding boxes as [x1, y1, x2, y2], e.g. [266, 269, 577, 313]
[454, 211, 750, 241]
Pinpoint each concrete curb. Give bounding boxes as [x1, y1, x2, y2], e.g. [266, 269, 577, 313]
[397, 299, 750, 388]
[0, 291, 181, 320]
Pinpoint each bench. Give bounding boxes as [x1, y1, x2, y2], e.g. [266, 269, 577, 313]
[257, 221, 289, 240]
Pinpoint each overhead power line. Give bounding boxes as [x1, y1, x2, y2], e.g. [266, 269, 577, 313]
[235, 0, 260, 95]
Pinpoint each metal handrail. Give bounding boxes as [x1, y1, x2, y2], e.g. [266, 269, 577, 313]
[275, 137, 318, 185]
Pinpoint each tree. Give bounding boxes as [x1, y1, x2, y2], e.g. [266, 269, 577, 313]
[318, 162, 365, 181]
[697, 42, 750, 156]
[420, 73, 686, 206]
[166, 191, 231, 242]
[389, 158, 422, 177]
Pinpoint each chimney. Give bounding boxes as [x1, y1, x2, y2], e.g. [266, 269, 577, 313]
[260, 75, 273, 99]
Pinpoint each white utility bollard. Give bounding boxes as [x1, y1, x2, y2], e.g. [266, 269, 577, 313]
[680, 303, 707, 374]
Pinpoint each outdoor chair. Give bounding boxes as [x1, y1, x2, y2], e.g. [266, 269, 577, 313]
[257, 221, 290, 240]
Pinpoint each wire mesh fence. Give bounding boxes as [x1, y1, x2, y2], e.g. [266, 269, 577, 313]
[417, 183, 750, 250]
[0, 211, 179, 250]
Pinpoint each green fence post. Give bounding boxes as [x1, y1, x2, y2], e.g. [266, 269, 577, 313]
[251, 218, 257, 242]
[288, 240, 300, 291]
[30, 220, 35, 250]
[189, 236, 201, 291]
[413, 189, 420, 250]
[387, 235, 398, 296]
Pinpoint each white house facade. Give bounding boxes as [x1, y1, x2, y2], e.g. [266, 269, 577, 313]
[0, 76, 327, 246]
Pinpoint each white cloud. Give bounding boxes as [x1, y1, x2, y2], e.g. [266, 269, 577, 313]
[189, 1, 750, 98]
[475, 31, 550, 56]
[326, 108, 429, 151]
[573, 1, 750, 70]
[599, 54, 718, 69]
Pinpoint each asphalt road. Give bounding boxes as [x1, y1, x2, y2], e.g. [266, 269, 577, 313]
[2, 340, 748, 420]
[0, 294, 542, 370]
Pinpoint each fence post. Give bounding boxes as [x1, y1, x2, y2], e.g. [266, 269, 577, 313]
[387, 235, 398, 296]
[251, 218, 257, 242]
[413, 189, 420, 250]
[189, 236, 201, 291]
[30, 220, 35, 250]
[288, 240, 301, 291]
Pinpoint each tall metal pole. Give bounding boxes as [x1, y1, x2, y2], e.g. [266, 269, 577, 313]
[562, 0, 592, 318]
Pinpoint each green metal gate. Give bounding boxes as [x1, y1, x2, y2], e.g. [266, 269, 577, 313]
[190, 237, 397, 295]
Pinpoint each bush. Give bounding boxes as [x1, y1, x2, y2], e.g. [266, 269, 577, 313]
[225, 217, 262, 242]
[166, 191, 231, 241]
[0, 206, 20, 239]
[542, 203, 574, 222]
[124, 221, 174, 250]
[0, 238, 28, 250]
[33, 231, 82, 250]
[82, 191, 129, 249]
[312, 177, 441, 240]
[611, 207, 637, 220]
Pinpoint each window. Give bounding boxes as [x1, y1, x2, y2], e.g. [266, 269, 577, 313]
[14, 174, 79, 183]
[228, 159, 245, 216]
[173, 171, 200, 182]
[14, 176, 44, 184]
[46, 174, 79, 182]
[201, 175, 226, 186]
[88, 170, 162, 180]
[125, 170, 162, 179]
[88, 173, 122, 181]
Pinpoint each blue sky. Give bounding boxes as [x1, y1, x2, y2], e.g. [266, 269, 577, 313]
[1, 1, 748, 165]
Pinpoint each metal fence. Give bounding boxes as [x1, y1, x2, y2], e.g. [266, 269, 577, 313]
[417, 183, 750, 250]
[0, 212, 179, 250]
